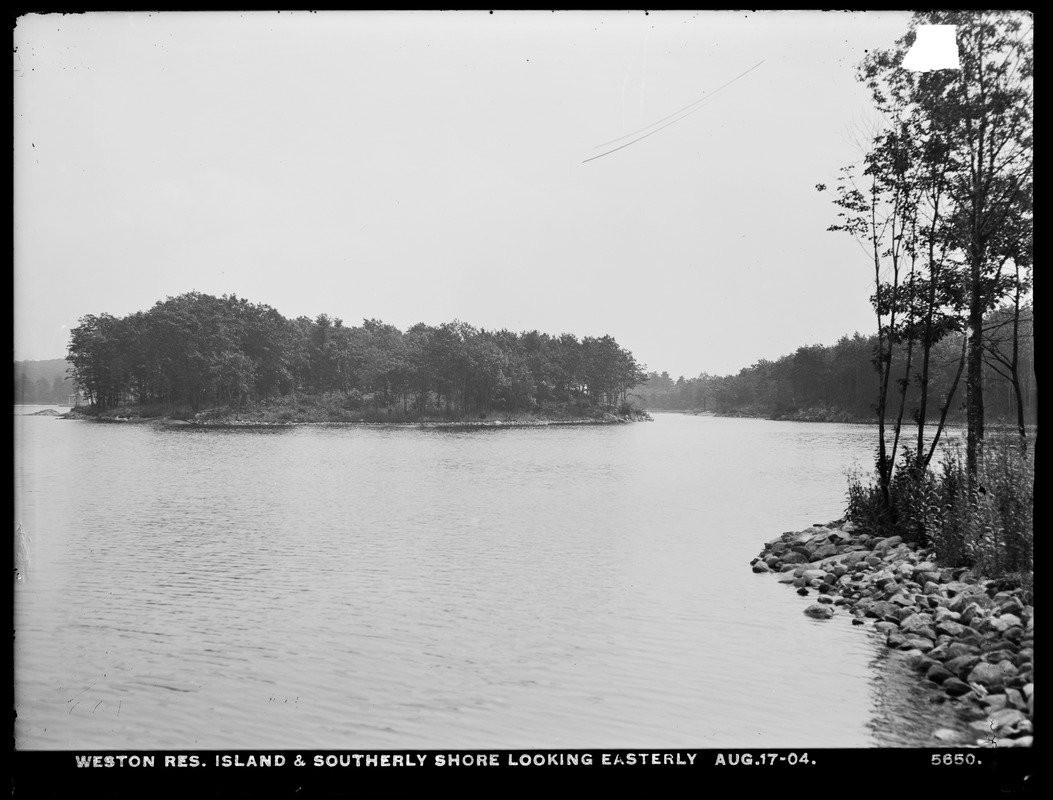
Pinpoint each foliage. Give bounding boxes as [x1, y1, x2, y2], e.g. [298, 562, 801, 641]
[845, 434, 1033, 578]
[632, 308, 1034, 425]
[64, 292, 647, 419]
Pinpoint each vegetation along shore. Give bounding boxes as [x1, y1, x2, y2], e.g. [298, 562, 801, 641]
[750, 10, 1033, 750]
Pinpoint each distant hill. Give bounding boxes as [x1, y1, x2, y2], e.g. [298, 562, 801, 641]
[14, 358, 73, 404]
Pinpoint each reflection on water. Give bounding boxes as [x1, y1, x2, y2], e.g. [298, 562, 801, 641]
[14, 410, 962, 749]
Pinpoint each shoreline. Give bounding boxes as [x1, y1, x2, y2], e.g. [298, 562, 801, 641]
[56, 407, 653, 428]
[751, 521, 1033, 747]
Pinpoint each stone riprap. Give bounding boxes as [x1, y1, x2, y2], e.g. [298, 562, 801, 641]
[751, 520, 1033, 748]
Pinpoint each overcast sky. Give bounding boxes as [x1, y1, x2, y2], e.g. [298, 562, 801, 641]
[14, 10, 917, 378]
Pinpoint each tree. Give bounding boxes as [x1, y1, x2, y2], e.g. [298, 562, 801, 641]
[865, 12, 1033, 483]
[826, 11, 1032, 495]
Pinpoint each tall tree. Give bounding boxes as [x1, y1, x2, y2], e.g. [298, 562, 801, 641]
[864, 12, 1033, 483]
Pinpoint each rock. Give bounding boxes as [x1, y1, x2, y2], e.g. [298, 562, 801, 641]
[905, 653, 936, 672]
[980, 694, 1008, 712]
[804, 604, 834, 620]
[873, 535, 904, 552]
[988, 708, 1028, 735]
[926, 664, 955, 685]
[943, 642, 980, 661]
[887, 633, 933, 651]
[811, 544, 839, 561]
[873, 601, 901, 622]
[1001, 736, 1033, 747]
[935, 620, 967, 638]
[959, 602, 990, 626]
[942, 677, 972, 696]
[996, 597, 1025, 616]
[1004, 688, 1026, 710]
[903, 634, 936, 652]
[899, 614, 937, 639]
[842, 551, 867, 568]
[873, 571, 898, 589]
[996, 612, 1023, 628]
[933, 606, 961, 623]
[967, 662, 1011, 690]
[752, 561, 771, 573]
[933, 728, 965, 743]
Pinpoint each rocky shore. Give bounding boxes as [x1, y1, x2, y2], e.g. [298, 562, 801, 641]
[751, 520, 1034, 747]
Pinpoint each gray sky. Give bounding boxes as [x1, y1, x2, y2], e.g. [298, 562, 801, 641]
[14, 10, 915, 378]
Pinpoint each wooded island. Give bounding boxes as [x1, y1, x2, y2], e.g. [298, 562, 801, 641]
[62, 292, 649, 423]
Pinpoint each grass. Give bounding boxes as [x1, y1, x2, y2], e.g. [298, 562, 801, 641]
[845, 432, 1034, 579]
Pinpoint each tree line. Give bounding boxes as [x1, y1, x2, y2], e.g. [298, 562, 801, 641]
[636, 304, 1035, 426]
[65, 292, 647, 418]
[13, 359, 71, 405]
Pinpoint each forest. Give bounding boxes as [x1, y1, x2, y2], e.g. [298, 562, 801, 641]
[13, 359, 71, 405]
[56, 291, 648, 420]
[636, 305, 1035, 427]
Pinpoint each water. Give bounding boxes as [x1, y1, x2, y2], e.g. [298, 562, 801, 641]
[13, 408, 962, 750]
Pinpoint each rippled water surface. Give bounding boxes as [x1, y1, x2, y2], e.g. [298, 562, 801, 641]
[14, 409, 958, 749]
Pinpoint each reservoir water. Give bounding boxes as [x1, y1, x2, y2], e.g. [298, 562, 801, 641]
[14, 408, 963, 749]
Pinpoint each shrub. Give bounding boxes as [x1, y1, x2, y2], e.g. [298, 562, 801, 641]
[845, 434, 1033, 577]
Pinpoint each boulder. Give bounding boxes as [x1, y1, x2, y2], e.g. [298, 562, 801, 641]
[925, 664, 955, 685]
[899, 614, 937, 639]
[942, 677, 972, 697]
[935, 620, 967, 638]
[943, 642, 981, 660]
[1004, 688, 1026, 710]
[804, 604, 834, 620]
[988, 708, 1029, 736]
[873, 571, 898, 590]
[811, 544, 839, 561]
[944, 655, 982, 680]
[967, 662, 1011, 690]
[933, 606, 961, 623]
